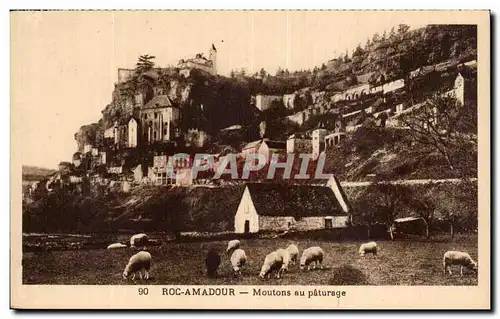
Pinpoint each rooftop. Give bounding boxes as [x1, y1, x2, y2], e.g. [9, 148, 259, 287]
[143, 95, 174, 110]
[246, 182, 347, 218]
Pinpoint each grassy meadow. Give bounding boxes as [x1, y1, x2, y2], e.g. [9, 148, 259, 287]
[22, 233, 478, 286]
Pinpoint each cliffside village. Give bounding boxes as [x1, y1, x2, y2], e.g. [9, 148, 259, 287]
[28, 44, 477, 213]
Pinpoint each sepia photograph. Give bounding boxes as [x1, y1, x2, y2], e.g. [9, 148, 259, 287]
[10, 9, 490, 309]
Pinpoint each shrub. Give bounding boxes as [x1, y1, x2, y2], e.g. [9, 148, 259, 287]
[329, 265, 369, 285]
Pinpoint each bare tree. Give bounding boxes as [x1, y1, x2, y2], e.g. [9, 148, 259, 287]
[410, 189, 438, 239]
[399, 94, 474, 171]
[365, 182, 412, 240]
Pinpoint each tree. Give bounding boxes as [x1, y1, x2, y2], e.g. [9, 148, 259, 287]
[146, 187, 187, 240]
[365, 37, 372, 49]
[389, 27, 396, 39]
[355, 194, 385, 239]
[436, 179, 478, 238]
[259, 68, 267, 78]
[276, 67, 284, 77]
[371, 182, 412, 240]
[135, 54, 156, 73]
[410, 189, 438, 238]
[352, 44, 365, 58]
[343, 50, 350, 63]
[399, 94, 475, 171]
[398, 24, 410, 36]
[293, 95, 306, 113]
[304, 91, 313, 107]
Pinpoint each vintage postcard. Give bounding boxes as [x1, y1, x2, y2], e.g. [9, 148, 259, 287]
[11, 10, 490, 310]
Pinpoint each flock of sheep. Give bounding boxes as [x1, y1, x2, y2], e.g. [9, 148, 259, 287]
[108, 234, 478, 282]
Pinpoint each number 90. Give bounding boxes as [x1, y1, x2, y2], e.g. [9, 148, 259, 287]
[138, 288, 149, 295]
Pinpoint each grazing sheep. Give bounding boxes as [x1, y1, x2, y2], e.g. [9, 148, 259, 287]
[443, 251, 478, 276]
[300, 246, 324, 271]
[276, 248, 291, 277]
[230, 248, 247, 276]
[107, 243, 127, 249]
[359, 241, 378, 257]
[205, 249, 221, 278]
[226, 239, 241, 254]
[259, 251, 284, 279]
[123, 251, 152, 281]
[286, 244, 299, 265]
[130, 233, 148, 249]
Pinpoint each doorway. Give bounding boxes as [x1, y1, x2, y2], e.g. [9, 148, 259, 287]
[325, 218, 333, 229]
[244, 220, 250, 233]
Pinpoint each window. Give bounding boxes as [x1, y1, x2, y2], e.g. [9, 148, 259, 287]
[163, 129, 167, 136]
[325, 218, 333, 229]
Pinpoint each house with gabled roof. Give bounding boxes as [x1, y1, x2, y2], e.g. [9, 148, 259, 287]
[240, 138, 286, 163]
[234, 182, 351, 233]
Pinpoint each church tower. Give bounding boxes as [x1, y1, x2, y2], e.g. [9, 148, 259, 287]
[209, 43, 217, 75]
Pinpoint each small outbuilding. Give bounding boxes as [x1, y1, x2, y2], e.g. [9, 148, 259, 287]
[234, 182, 351, 234]
[391, 216, 427, 236]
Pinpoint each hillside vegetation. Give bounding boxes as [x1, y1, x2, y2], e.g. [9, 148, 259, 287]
[22, 166, 56, 182]
[74, 24, 477, 156]
[24, 24, 478, 238]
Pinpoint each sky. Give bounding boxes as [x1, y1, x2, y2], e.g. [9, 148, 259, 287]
[11, 11, 427, 169]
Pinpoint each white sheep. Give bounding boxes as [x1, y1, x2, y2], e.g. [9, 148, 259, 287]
[230, 248, 247, 276]
[299, 246, 324, 271]
[359, 241, 378, 257]
[259, 251, 284, 279]
[443, 250, 478, 276]
[130, 233, 148, 249]
[226, 239, 241, 254]
[123, 250, 152, 280]
[107, 243, 127, 249]
[276, 248, 291, 276]
[286, 244, 299, 265]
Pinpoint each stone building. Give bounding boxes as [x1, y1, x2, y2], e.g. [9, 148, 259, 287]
[312, 128, 329, 160]
[116, 68, 135, 83]
[150, 154, 170, 185]
[286, 111, 305, 126]
[83, 144, 93, 154]
[234, 182, 350, 234]
[178, 44, 217, 77]
[104, 126, 115, 140]
[282, 93, 296, 110]
[343, 83, 370, 101]
[150, 154, 195, 186]
[452, 70, 477, 106]
[286, 133, 312, 154]
[259, 140, 286, 163]
[325, 132, 346, 149]
[240, 140, 263, 158]
[252, 94, 283, 111]
[184, 128, 208, 148]
[139, 95, 180, 144]
[241, 139, 286, 163]
[127, 117, 139, 148]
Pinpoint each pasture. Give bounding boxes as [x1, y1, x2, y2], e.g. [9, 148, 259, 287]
[22, 234, 478, 286]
